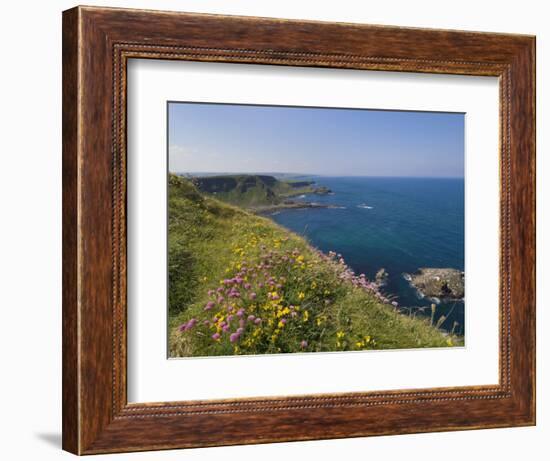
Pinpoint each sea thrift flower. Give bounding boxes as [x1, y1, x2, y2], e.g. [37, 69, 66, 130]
[207, 289, 215, 296]
[391, 301, 399, 307]
[247, 315, 256, 322]
[229, 333, 239, 343]
[236, 308, 245, 317]
[204, 301, 215, 311]
[180, 318, 197, 332]
[249, 292, 257, 300]
[300, 340, 308, 348]
[254, 318, 262, 325]
[212, 333, 221, 341]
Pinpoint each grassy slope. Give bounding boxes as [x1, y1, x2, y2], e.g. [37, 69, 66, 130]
[168, 175, 462, 357]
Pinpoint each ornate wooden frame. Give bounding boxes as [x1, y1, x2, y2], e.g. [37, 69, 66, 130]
[62, 5, 536, 455]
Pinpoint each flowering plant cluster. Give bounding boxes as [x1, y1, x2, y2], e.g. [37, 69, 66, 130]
[175, 227, 389, 355]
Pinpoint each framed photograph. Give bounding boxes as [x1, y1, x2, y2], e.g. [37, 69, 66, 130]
[62, 6, 535, 455]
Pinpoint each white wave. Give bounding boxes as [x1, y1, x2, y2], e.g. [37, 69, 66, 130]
[357, 204, 373, 209]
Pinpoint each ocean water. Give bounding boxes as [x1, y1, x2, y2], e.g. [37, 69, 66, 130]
[269, 177, 465, 334]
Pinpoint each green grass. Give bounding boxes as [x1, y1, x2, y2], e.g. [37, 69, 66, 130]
[189, 174, 316, 208]
[168, 175, 463, 357]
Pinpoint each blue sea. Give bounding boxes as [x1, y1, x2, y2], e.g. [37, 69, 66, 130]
[269, 177, 465, 334]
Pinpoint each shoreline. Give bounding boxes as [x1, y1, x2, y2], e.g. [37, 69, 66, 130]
[252, 201, 343, 214]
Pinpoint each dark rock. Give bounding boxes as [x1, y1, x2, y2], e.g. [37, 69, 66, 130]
[313, 186, 333, 195]
[406, 268, 464, 300]
[375, 268, 389, 286]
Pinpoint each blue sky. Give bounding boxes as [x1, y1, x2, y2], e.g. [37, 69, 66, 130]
[168, 102, 464, 178]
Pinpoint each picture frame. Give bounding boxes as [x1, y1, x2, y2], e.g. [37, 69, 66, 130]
[62, 5, 535, 455]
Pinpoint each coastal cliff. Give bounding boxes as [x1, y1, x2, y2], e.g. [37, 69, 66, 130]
[185, 174, 332, 211]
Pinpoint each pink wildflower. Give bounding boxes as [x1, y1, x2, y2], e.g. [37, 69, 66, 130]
[229, 333, 239, 343]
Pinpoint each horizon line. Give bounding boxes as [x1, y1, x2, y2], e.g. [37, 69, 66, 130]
[170, 171, 465, 179]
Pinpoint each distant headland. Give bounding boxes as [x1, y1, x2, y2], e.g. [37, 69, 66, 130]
[179, 173, 334, 212]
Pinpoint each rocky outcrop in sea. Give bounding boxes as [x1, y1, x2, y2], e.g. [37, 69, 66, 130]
[404, 268, 464, 301]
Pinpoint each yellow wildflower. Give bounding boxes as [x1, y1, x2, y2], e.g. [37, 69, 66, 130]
[298, 292, 305, 300]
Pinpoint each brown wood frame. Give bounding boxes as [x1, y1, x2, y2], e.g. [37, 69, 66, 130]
[62, 5, 536, 455]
